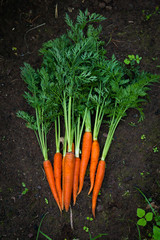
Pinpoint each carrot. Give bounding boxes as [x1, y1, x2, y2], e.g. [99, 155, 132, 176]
[73, 157, 80, 205]
[78, 131, 92, 194]
[88, 140, 100, 195]
[62, 155, 65, 210]
[62, 133, 67, 211]
[43, 160, 61, 212]
[92, 160, 105, 218]
[53, 152, 62, 210]
[64, 152, 75, 212]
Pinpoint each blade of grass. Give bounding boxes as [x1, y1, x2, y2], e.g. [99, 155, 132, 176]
[36, 212, 49, 240]
[135, 187, 156, 215]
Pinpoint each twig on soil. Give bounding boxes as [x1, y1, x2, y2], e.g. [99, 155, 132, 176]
[70, 205, 74, 230]
[111, 38, 125, 48]
[41, 166, 46, 180]
[55, 4, 58, 19]
[25, 15, 40, 24]
[23, 23, 46, 55]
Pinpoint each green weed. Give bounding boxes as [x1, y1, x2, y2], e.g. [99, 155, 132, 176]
[141, 134, 146, 140]
[142, 6, 160, 21]
[83, 216, 108, 240]
[124, 55, 142, 65]
[21, 182, 28, 195]
[136, 187, 160, 240]
[153, 146, 158, 153]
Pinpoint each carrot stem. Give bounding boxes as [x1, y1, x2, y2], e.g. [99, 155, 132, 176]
[84, 109, 92, 132]
[75, 109, 87, 158]
[101, 109, 125, 161]
[92, 82, 105, 141]
[55, 116, 61, 153]
[35, 107, 48, 160]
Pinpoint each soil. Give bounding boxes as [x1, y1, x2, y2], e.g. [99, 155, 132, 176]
[0, 0, 160, 240]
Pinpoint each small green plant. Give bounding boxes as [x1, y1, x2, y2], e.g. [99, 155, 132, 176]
[142, 6, 160, 21]
[86, 217, 93, 221]
[128, 122, 136, 127]
[122, 190, 130, 197]
[140, 171, 150, 177]
[45, 198, 49, 204]
[136, 187, 160, 240]
[83, 226, 89, 233]
[98, 190, 101, 196]
[2, 136, 6, 141]
[153, 146, 158, 153]
[83, 217, 108, 240]
[21, 182, 28, 195]
[137, 208, 153, 227]
[141, 134, 146, 140]
[152, 57, 158, 61]
[124, 55, 142, 65]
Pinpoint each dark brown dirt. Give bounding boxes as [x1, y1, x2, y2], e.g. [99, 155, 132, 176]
[0, 1, 160, 240]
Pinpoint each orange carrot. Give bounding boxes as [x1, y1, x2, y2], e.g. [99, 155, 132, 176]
[88, 140, 100, 195]
[64, 152, 75, 212]
[43, 160, 61, 212]
[78, 131, 92, 194]
[62, 155, 65, 210]
[53, 152, 62, 210]
[92, 160, 105, 218]
[73, 157, 80, 205]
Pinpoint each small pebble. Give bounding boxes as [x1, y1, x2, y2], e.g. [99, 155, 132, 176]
[103, 133, 108, 138]
[104, 0, 112, 3]
[97, 204, 103, 212]
[106, 6, 112, 10]
[99, 2, 106, 8]
[28, 233, 33, 238]
[37, 185, 41, 189]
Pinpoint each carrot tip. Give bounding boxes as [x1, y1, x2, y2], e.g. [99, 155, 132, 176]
[73, 199, 76, 206]
[58, 206, 62, 212]
[88, 187, 92, 195]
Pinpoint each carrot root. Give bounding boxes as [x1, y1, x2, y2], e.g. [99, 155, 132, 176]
[62, 156, 65, 210]
[92, 160, 105, 218]
[88, 140, 100, 195]
[53, 152, 62, 210]
[73, 157, 80, 205]
[78, 131, 92, 195]
[43, 160, 61, 212]
[64, 152, 75, 212]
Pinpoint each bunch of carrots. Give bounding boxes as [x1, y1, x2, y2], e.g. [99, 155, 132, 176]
[17, 10, 159, 218]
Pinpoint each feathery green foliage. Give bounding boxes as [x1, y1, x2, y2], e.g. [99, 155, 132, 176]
[17, 64, 59, 160]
